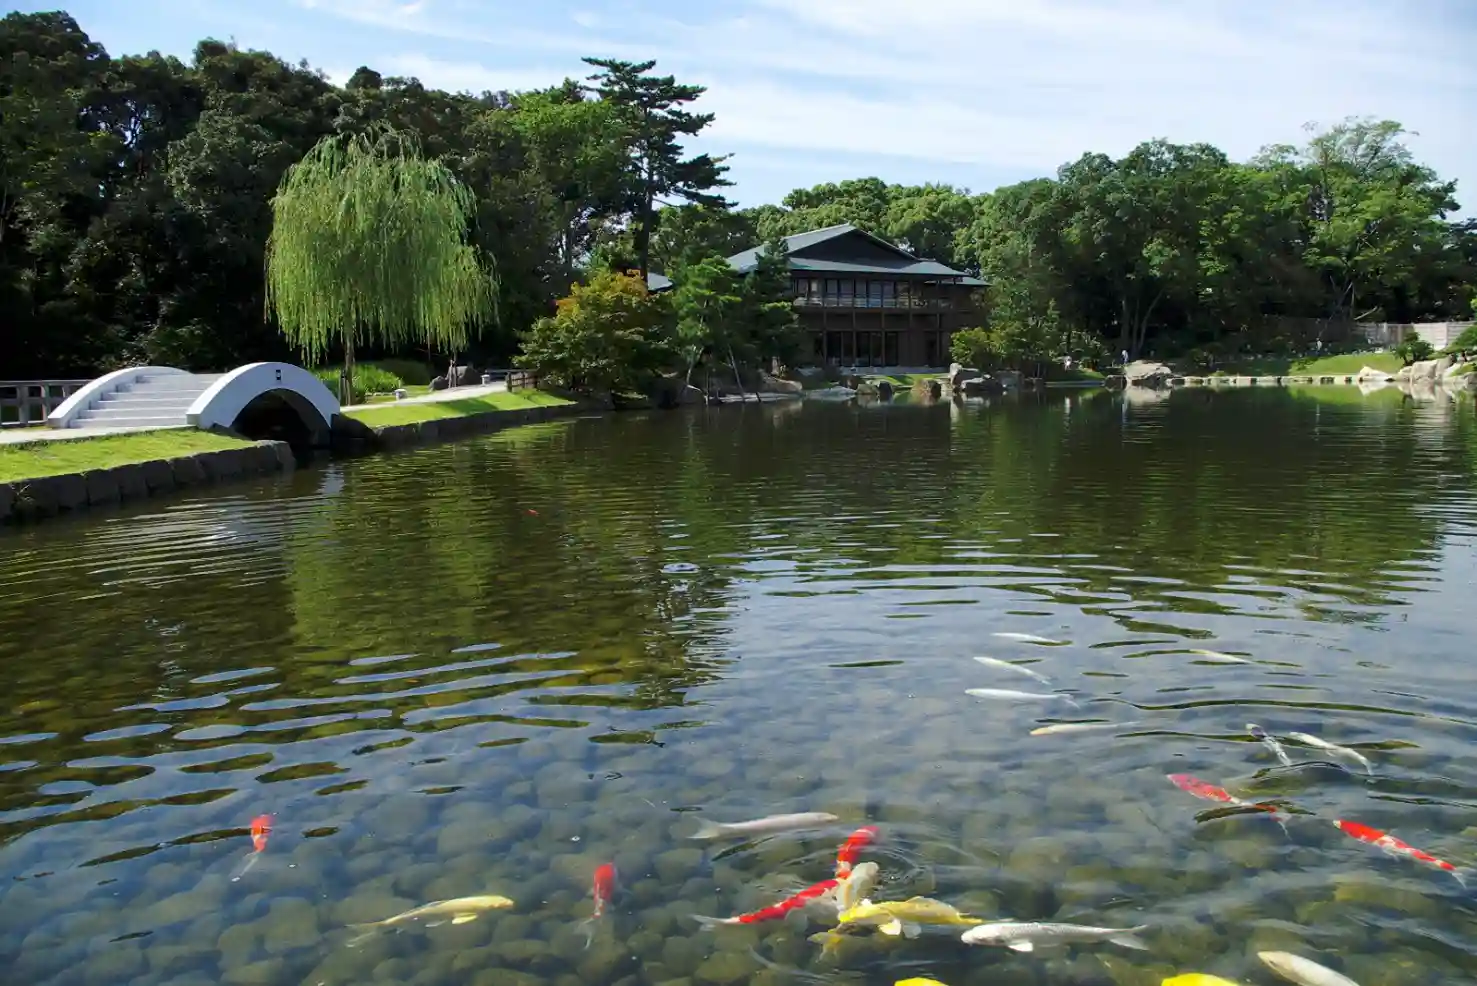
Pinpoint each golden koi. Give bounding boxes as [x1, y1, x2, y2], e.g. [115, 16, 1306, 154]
[834, 896, 983, 938]
[346, 895, 513, 946]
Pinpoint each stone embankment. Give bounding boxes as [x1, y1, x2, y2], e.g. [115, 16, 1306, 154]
[2, 400, 595, 526]
[1, 439, 295, 524]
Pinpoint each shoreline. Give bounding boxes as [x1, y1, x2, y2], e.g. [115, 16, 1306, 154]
[0, 397, 597, 527]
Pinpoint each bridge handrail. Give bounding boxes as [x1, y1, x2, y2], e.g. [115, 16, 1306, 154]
[1, 380, 92, 428]
[46, 366, 188, 429]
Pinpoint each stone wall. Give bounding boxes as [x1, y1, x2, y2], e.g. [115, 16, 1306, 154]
[331, 401, 590, 454]
[1, 440, 294, 525]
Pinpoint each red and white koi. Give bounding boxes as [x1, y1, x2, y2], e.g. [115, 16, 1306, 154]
[1166, 774, 1288, 831]
[230, 813, 274, 881]
[578, 862, 618, 948]
[691, 876, 841, 928]
[1332, 819, 1469, 887]
[835, 825, 878, 877]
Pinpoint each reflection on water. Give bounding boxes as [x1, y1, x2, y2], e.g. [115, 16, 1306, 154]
[1, 389, 1476, 986]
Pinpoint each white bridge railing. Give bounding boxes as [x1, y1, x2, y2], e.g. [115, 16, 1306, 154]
[0, 380, 91, 428]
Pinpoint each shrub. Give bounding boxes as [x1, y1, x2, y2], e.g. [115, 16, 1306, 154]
[1393, 337, 1435, 365]
[1442, 323, 1477, 355]
[315, 364, 404, 404]
[369, 358, 433, 386]
[515, 270, 671, 394]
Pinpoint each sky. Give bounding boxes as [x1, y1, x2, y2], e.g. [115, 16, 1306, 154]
[28, 0, 1477, 213]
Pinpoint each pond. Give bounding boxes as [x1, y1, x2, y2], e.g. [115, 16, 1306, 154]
[1, 388, 1475, 986]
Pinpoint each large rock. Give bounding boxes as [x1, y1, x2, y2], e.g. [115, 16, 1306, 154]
[913, 379, 943, 401]
[1356, 365, 1394, 382]
[1123, 360, 1174, 388]
[1405, 356, 1452, 383]
[948, 363, 982, 391]
[961, 376, 1003, 396]
[757, 371, 802, 395]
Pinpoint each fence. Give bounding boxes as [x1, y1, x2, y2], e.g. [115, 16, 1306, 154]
[505, 371, 540, 391]
[0, 380, 90, 428]
[1356, 321, 1474, 350]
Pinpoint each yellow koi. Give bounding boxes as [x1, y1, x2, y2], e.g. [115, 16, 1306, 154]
[346, 894, 513, 946]
[836, 896, 983, 938]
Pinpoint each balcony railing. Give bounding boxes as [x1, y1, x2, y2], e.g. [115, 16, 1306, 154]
[793, 296, 964, 311]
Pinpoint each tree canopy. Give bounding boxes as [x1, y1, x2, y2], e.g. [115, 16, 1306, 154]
[1, 10, 1472, 384]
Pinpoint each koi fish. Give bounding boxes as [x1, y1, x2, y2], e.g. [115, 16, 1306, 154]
[965, 688, 1079, 707]
[973, 655, 1051, 684]
[250, 814, 273, 852]
[835, 825, 878, 876]
[1166, 774, 1288, 831]
[1285, 732, 1373, 775]
[1257, 951, 1361, 986]
[993, 632, 1063, 645]
[1248, 723, 1294, 766]
[1163, 977, 1246, 986]
[1188, 649, 1253, 664]
[346, 895, 514, 946]
[691, 876, 841, 928]
[578, 862, 618, 949]
[1331, 819, 1469, 886]
[1031, 720, 1139, 736]
[688, 811, 839, 841]
[230, 813, 275, 881]
[960, 920, 1149, 952]
[834, 861, 879, 914]
[833, 896, 983, 938]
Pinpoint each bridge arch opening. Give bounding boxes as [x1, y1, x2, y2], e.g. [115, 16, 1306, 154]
[229, 389, 330, 454]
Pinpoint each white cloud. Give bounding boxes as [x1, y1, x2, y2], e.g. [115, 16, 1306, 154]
[291, 0, 1477, 207]
[378, 54, 572, 94]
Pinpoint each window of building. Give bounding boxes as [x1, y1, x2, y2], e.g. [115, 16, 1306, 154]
[884, 331, 899, 366]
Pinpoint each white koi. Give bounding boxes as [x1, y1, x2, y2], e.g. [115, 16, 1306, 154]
[1285, 732, 1373, 775]
[1030, 720, 1139, 736]
[1258, 951, 1361, 986]
[687, 811, 839, 841]
[961, 920, 1149, 952]
[1248, 723, 1294, 766]
[1188, 649, 1253, 664]
[973, 656, 1051, 684]
[346, 895, 513, 946]
[966, 688, 1079, 708]
[993, 632, 1063, 645]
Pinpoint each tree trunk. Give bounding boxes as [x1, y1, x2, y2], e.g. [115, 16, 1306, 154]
[341, 335, 356, 407]
[636, 185, 655, 283]
[727, 345, 749, 401]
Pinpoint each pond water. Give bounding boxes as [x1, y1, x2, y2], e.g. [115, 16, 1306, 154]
[2, 389, 1476, 986]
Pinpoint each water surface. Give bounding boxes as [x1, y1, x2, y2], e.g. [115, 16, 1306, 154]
[2, 389, 1476, 986]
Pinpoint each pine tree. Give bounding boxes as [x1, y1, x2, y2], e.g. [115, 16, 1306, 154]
[583, 58, 731, 283]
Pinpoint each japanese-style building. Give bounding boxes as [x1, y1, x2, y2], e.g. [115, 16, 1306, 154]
[648, 223, 985, 369]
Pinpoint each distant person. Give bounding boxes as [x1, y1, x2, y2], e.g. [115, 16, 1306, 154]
[1120, 349, 1129, 366]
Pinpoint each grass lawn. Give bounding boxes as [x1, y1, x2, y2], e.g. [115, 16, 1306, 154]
[362, 384, 432, 404]
[1196, 351, 1404, 377]
[343, 390, 573, 427]
[0, 429, 254, 483]
[864, 372, 943, 389]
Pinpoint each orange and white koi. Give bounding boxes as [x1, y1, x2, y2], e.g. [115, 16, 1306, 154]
[835, 825, 878, 877]
[231, 813, 274, 881]
[1332, 819, 1469, 887]
[691, 876, 841, 928]
[579, 862, 618, 948]
[1167, 774, 1288, 831]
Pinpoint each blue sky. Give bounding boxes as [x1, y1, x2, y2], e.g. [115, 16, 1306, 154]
[30, 0, 1477, 213]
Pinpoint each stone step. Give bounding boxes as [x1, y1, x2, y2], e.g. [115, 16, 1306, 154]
[77, 406, 190, 424]
[97, 394, 200, 408]
[68, 413, 187, 429]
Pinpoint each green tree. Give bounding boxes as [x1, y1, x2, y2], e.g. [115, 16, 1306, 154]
[515, 269, 671, 394]
[582, 57, 730, 281]
[264, 128, 496, 404]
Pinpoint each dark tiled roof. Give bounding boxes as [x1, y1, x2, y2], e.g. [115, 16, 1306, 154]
[727, 223, 982, 283]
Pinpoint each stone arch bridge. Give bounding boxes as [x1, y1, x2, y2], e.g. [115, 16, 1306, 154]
[48, 363, 341, 448]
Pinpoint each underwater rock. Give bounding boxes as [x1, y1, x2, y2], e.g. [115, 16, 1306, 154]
[694, 948, 755, 985]
[220, 957, 283, 986]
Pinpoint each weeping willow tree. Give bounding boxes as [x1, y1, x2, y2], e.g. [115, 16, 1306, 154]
[265, 128, 496, 405]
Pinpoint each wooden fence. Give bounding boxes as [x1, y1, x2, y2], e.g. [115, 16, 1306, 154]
[505, 370, 540, 391]
[0, 380, 90, 428]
